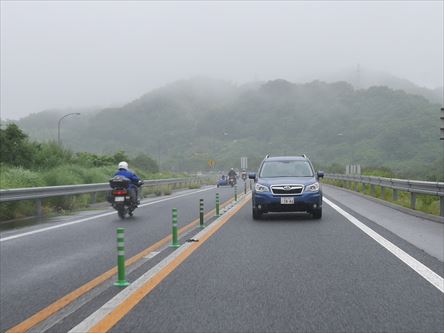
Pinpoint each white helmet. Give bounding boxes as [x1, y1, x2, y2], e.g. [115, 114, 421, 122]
[118, 161, 128, 170]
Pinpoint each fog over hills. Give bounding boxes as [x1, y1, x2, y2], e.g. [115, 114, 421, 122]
[15, 75, 443, 180]
[320, 67, 443, 104]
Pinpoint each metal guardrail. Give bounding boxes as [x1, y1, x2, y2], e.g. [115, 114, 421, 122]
[0, 178, 201, 216]
[324, 173, 444, 217]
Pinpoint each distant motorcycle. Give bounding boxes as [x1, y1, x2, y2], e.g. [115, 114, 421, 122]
[228, 176, 237, 187]
[109, 176, 143, 219]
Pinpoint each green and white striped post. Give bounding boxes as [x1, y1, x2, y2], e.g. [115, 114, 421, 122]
[216, 193, 220, 217]
[234, 185, 238, 202]
[114, 228, 129, 287]
[199, 199, 205, 228]
[170, 208, 180, 248]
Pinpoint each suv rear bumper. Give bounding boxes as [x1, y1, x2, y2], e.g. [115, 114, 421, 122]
[252, 191, 322, 213]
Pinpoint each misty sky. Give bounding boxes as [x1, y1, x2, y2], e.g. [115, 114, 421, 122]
[1, 1, 443, 120]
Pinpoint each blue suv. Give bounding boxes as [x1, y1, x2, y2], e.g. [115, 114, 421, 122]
[249, 155, 324, 219]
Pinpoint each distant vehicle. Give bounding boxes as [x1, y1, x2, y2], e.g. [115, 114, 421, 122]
[108, 176, 144, 219]
[249, 155, 324, 219]
[217, 176, 229, 187]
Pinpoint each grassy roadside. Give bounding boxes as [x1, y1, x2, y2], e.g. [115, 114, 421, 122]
[0, 165, 207, 221]
[322, 178, 441, 217]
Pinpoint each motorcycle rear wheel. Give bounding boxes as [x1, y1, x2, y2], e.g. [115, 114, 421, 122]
[117, 208, 127, 219]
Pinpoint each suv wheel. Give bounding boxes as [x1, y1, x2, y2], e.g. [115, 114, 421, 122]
[312, 208, 322, 219]
[252, 207, 262, 220]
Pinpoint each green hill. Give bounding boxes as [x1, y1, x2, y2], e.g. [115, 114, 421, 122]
[17, 78, 443, 180]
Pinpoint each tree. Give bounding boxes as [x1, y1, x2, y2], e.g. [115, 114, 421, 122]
[0, 124, 34, 168]
[112, 151, 129, 164]
[131, 154, 159, 173]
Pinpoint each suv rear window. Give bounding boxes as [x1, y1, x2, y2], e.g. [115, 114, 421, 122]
[260, 160, 314, 178]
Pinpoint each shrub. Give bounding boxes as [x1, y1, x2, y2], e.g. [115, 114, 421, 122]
[0, 166, 45, 189]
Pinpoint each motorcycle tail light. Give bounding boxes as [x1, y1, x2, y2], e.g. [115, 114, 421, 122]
[113, 190, 128, 195]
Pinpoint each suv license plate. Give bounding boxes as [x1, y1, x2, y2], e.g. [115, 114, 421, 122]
[115, 196, 125, 202]
[281, 197, 294, 204]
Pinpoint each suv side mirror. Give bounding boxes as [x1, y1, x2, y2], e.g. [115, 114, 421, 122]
[248, 172, 256, 179]
[317, 171, 324, 178]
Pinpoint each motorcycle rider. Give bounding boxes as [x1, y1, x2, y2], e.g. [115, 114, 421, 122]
[114, 161, 141, 204]
[228, 168, 237, 182]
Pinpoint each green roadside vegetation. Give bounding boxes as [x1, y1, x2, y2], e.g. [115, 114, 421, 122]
[322, 167, 441, 217]
[0, 124, 193, 221]
[17, 79, 443, 181]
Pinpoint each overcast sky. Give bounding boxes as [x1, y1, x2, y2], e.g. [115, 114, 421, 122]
[1, 1, 443, 120]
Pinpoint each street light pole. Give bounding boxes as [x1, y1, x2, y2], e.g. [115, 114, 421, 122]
[57, 112, 80, 146]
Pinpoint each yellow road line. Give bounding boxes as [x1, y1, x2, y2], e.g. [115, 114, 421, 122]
[88, 194, 251, 333]
[6, 196, 236, 333]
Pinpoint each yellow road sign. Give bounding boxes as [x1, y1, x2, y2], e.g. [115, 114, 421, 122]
[208, 159, 216, 168]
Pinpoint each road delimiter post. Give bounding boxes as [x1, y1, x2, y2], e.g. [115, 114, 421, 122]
[170, 208, 180, 248]
[216, 193, 220, 217]
[114, 228, 129, 287]
[244, 181, 247, 194]
[199, 199, 205, 228]
[234, 185, 238, 202]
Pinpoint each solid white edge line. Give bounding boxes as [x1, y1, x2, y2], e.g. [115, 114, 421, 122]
[324, 197, 444, 293]
[68, 193, 251, 333]
[0, 187, 215, 242]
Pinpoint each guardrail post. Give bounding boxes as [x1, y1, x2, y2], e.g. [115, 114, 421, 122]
[114, 228, 129, 287]
[91, 192, 97, 204]
[36, 199, 43, 217]
[440, 196, 444, 217]
[410, 193, 416, 210]
[199, 199, 204, 228]
[392, 189, 398, 201]
[234, 185, 238, 202]
[170, 208, 180, 248]
[370, 184, 375, 197]
[354, 182, 358, 192]
[216, 193, 220, 217]
[380, 186, 385, 199]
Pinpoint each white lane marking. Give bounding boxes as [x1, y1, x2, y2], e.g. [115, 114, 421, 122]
[324, 197, 444, 293]
[0, 187, 215, 242]
[144, 251, 160, 259]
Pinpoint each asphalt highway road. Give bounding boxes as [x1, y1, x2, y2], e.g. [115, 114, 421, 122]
[0, 185, 235, 331]
[109, 196, 444, 332]
[1, 184, 443, 332]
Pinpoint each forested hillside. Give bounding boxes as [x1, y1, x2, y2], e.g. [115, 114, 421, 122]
[16, 78, 443, 180]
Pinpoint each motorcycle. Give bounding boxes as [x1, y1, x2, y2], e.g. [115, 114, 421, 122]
[109, 176, 144, 219]
[228, 176, 237, 187]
